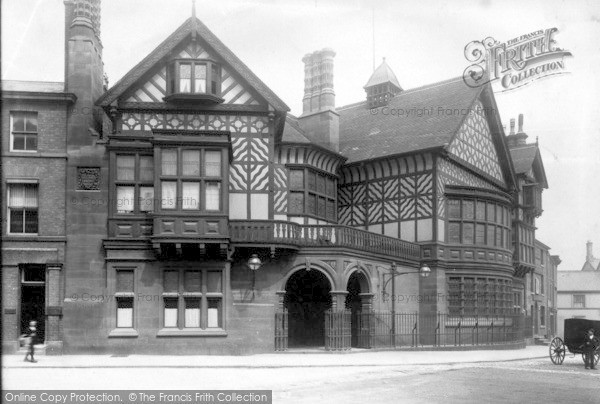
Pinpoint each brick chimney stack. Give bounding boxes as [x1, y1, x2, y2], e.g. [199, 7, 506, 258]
[302, 49, 336, 114]
[587, 241, 594, 262]
[64, 0, 104, 146]
[506, 114, 528, 148]
[298, 49, 339, 152]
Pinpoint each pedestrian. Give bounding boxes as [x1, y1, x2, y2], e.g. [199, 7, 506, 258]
[582, 328, 598, 370]
[22, 320, 38, 363]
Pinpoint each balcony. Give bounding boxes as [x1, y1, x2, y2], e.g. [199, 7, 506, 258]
[229, 220, 421, 262]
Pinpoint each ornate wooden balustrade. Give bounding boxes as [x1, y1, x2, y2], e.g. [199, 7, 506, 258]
[229, 220, 421, 261]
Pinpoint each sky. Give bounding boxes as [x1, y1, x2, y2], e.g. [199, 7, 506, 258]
[3, 0, 600, 271]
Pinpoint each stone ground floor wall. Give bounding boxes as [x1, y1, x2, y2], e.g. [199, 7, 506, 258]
[59, 247, 429, 354]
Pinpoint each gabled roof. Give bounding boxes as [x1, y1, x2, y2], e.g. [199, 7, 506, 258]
[282, 115, 312, 144]
[558, 270, 600, 291]
[510, 144, 548, 188]
[364, 59, 402, 90]
[582, 258, 600, 271]
[97, 17, 289, 112]
[339, 77, 481, 163]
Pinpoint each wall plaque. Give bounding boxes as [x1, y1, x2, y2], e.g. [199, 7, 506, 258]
[77, 167, 100, 190]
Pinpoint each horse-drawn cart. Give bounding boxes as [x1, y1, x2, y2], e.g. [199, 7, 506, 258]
[549, 318, 600, 365]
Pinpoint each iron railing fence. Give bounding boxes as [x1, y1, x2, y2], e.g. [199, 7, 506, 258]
[357, 312, 525, 349]
[275, 310, 525, 351]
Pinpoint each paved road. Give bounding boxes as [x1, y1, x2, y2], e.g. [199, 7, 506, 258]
[3, 357, 599, 403]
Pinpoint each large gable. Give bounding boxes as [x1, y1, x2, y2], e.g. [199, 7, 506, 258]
[97, 17, 288, 111]
[447, 99, 505, 185]
[123, 41, 261, 106]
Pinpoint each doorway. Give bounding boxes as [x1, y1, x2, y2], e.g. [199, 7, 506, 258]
[20, 264, 46, 343]
[346, 271, 369, 348]
[284, 269, 332, 347]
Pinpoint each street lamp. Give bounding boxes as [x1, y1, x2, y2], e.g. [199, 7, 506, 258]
[383, 262, 431, 347]
[247, 254, 262, 271]
[247, 254, 262, 293]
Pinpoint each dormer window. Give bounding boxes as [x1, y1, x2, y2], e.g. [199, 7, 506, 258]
[165, 60, 223, 103]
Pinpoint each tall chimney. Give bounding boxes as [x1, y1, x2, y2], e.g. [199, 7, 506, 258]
[64, 0, 104, 145]
[302, 54, 314, 114]
[298, 49, 339, 152]
[587, 241, 594, 262]
[506, 114, 528, 148]
[318, 48, 336, 111]
[517, 113, 524, 134]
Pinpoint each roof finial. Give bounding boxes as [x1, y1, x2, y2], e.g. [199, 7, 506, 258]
[192, 0, 196, 19]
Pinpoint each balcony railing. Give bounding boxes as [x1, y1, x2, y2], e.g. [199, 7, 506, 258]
[229, 220, 421, 261]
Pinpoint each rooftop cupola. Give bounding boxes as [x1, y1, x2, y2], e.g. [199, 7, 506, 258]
[364, 58, 402, 108]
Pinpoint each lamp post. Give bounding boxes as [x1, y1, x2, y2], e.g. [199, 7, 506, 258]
[383, 262, 431, 347]
[247, 254, 262, 295]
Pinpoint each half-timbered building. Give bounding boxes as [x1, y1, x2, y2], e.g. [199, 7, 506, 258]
[1, 0, 555, 353]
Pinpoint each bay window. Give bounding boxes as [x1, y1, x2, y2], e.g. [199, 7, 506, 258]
[159, 148, 223, 212]
[167, 60, 221, 99]
[448, 276, 513, 316]
[447, 197, 510, 248]
[115, 154, 154, 214]
[289, 168, 337, 222]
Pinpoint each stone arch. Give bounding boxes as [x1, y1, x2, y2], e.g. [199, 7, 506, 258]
[280, 261, 337, 292]
[342, 263, 372, 294]
[344, 264, 374, 348]
[281, 262, 334, 348]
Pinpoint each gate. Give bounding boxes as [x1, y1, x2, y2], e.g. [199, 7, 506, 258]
[274, 310, 288, 351]
[357, 311, 373, 348]
[324, 309, 351, 351]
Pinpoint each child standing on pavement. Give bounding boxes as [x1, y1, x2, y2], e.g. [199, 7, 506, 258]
[23, 320, 38, 363]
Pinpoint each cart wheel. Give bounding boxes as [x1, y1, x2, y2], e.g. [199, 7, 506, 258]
[549, 337, 565, 365]
[582, 351, 600, 366]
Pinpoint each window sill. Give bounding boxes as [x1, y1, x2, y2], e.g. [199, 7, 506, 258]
[156, 328, 227, 337]
[108, 328, 139, 338]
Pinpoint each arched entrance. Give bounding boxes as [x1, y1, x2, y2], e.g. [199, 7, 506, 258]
[346, 271, 370, 348]
[284, 269, 332, 347]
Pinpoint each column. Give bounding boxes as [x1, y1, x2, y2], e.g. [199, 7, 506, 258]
[45, 263, 63, 355]
[329, 291, 348, 311]
[418, 264, 445, 346]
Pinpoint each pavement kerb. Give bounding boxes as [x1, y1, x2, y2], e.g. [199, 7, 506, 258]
[2, 352, 549, 369]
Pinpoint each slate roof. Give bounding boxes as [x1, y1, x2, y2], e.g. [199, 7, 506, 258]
[97, 18, 289, 112]
[2, 80, 64, 93]
[282, 115, 312, 144]
[509, 144, 548, 188]
[558, 270, 600, 292]
[338, 77, 483, 163]
[583, 258, 600, 271]
[364, 59, 402, 89]
[510, 145, 537, 174]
